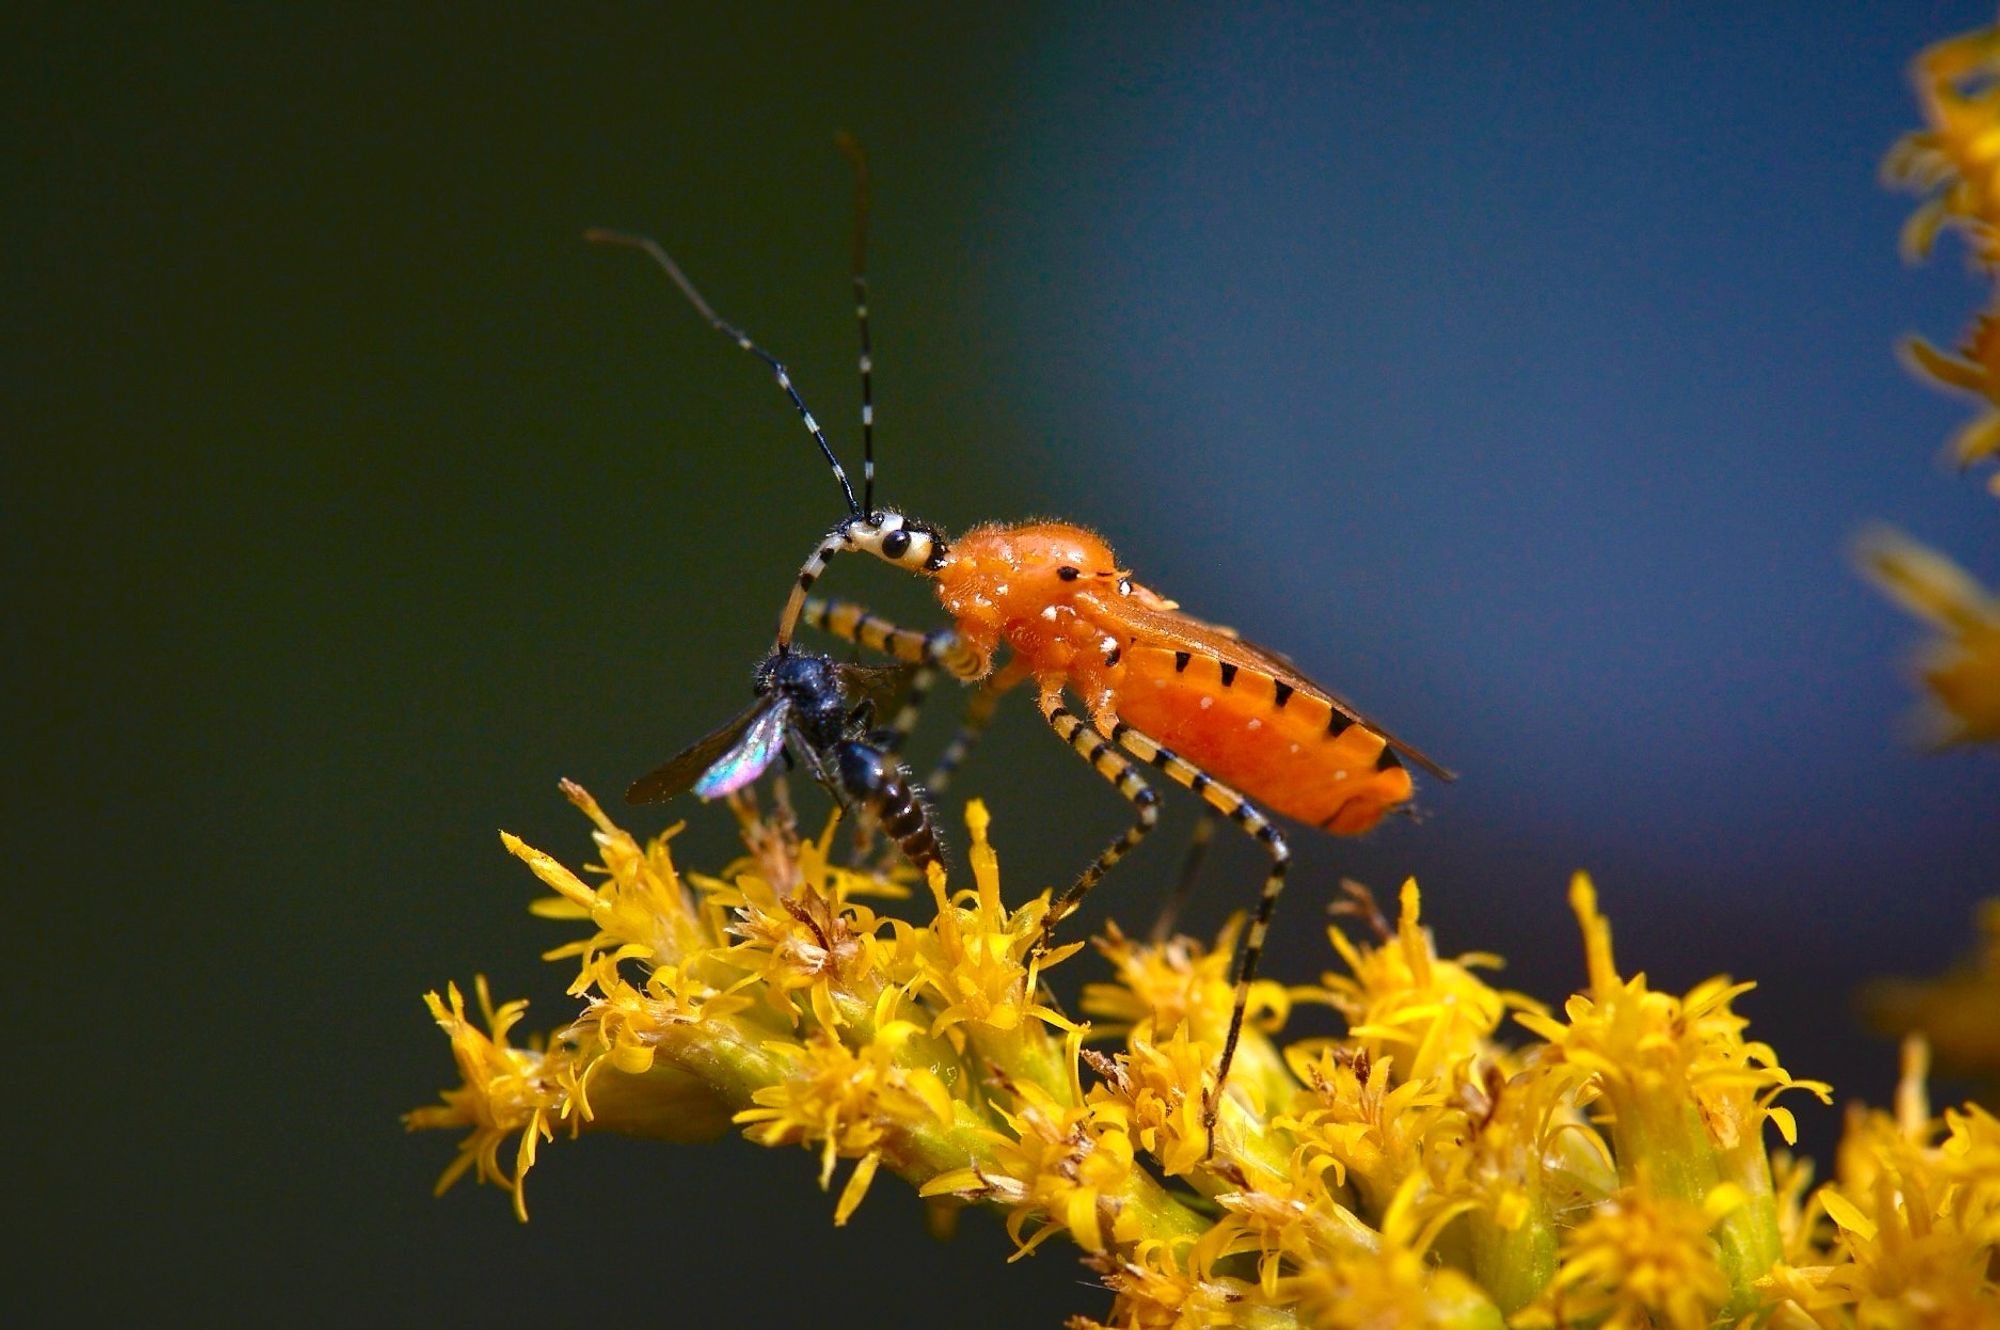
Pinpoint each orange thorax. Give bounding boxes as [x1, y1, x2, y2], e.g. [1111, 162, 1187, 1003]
[932, 521, 1126, 694]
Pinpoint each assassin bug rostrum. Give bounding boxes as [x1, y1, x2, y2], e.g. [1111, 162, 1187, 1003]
[625, 648, 942, 875]
[590, 144, 1452, 1145]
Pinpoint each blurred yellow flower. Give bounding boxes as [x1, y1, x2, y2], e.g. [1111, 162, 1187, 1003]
[1518, 1176, 1745, 1330]
[1858, 527, 2000, 747]
[1866, 900, 2000, 1093]
[1887, 24, 2000, 482]
[1884, 27, 2000, 264]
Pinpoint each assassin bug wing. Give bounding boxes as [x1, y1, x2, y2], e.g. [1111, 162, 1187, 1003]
[1078, 591, 1457, 782]
[625, 701, 788, 805]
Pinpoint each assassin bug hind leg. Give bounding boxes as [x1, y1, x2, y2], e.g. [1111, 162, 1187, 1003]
[1105, 719, 1291, 1159]
[1150, 806, 1221, 946]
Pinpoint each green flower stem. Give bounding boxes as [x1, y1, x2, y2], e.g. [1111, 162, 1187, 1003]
[1426, 1269, 1510, 1330]
[656, 1015, 800, 1106]
[1464, 1201, 1558, 1316]
[1608, 1089, 1778, 1313]
[1714, 1132, 1784, 1313]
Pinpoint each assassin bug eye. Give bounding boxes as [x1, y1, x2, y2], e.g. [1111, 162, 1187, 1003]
[881, 528, 912, 560]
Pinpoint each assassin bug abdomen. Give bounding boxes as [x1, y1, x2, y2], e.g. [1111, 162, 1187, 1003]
[626, 649, 941, 873]
[591, 141, 1449, 1150]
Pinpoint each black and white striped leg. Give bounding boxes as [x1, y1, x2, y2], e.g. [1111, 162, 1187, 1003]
[1105, 720, 1291, 1156]
[924, 659, 1027, 794]
[1037, 696, 1161, 953]
[1149, 806, 1221, 945]
[799, 596, 983, 678]
[875, 666, 935, 756]
[923, 686, 998, 796]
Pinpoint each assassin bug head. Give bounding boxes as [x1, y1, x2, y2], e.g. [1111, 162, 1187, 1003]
[777, 508, 951, 654]
[838, 510, 949, 573]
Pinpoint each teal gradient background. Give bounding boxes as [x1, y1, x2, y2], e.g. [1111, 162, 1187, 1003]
[9, 7, 1995, 1324]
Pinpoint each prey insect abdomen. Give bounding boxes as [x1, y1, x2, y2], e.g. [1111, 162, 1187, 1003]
[833, 741, 941, 872]
[1112, 645, 1413, 834]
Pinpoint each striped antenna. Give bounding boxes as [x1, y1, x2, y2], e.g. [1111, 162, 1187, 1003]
[834, 133, 877, 517]
[585, 227, 861, 516]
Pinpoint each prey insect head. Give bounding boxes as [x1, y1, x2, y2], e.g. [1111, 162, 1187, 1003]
[753, 650, 848, 748]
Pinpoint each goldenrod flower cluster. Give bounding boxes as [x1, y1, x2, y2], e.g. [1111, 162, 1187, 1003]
[1870, 20, 2000, 748]
[409, 787, 1999, 1327]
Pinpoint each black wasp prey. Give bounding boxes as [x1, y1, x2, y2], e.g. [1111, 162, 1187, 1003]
[625, 650, 941, 873]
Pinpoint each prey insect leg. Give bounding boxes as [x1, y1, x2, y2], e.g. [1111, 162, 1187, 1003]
[1037, 694, 1161, 950]
[1105, 720, 1291, 1154]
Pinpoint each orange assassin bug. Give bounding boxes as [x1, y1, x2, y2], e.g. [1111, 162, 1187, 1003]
[589, 144, 1453, 1143]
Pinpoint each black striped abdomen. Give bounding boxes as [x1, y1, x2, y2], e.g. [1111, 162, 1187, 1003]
[834, 741, 941, 871]
[1112, 645, 1413, 833]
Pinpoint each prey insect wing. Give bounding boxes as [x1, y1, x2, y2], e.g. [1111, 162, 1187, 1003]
[1076, 590, 1457, 781]
[692, 703, 791, 798]
[625, 700, 787, 805]
[831, 660, 922, 726]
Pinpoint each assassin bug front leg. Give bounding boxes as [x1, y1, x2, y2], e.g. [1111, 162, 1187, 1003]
[590, 145, 1453, 1155]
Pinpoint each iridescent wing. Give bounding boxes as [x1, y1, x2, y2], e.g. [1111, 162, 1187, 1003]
[625, 700, 791, 805]
[692, 703, 790, 798]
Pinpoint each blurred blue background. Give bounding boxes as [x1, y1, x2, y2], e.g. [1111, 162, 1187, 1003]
[9, 5, 1994, 1325]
